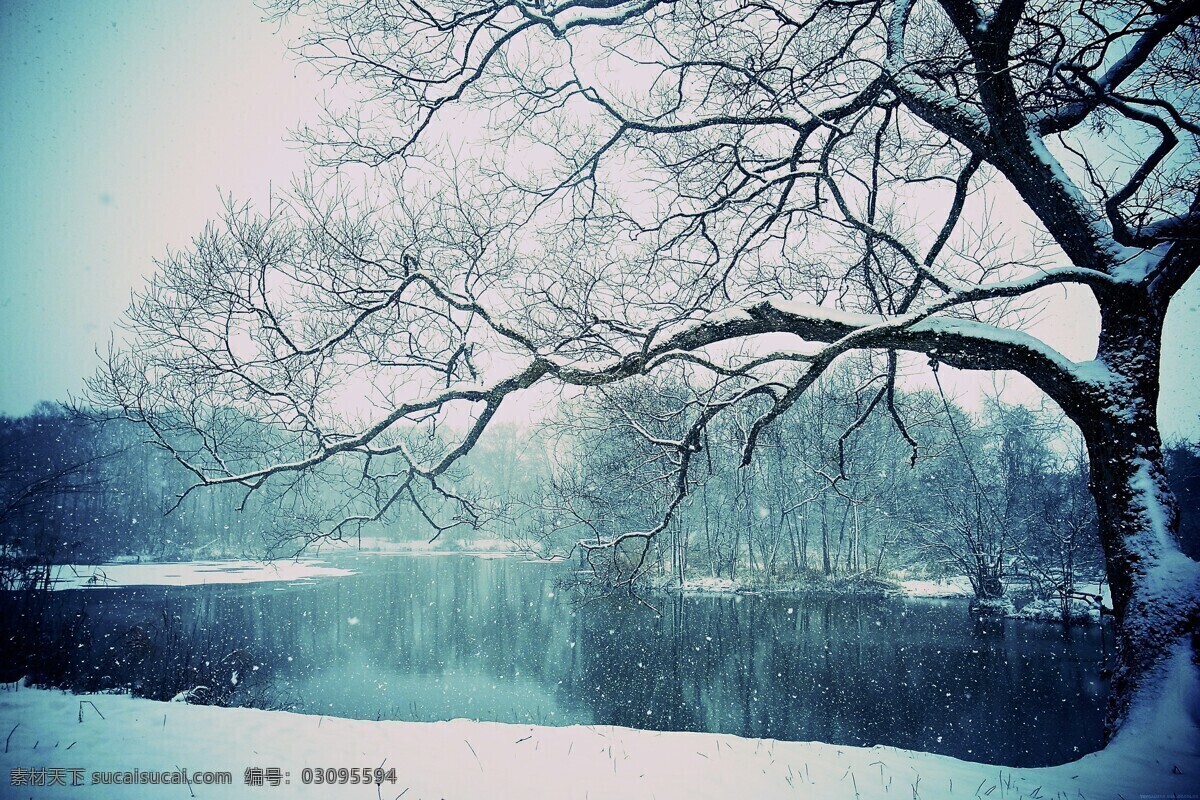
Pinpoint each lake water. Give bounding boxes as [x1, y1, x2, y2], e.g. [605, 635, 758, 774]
[14, 554, 1109, 767]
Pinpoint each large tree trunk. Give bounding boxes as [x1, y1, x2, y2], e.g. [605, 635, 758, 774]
[1068, 292, 1200, 735]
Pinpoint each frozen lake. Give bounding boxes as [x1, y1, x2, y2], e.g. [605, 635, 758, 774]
[9, 554, 1109, 766]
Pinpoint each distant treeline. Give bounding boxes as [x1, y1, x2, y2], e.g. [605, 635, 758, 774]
[504, 364, 1200, 604]
[1, 381, 1197, 606]
[0, 404, 270, 573]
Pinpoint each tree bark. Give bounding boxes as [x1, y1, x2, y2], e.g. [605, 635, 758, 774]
[1065, 289, 1200, 734]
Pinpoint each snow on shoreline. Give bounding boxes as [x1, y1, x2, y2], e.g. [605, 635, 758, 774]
[660, 575, 1114, 625]
[49, 559, 1114, 627]
[44, 550, 566, 590]
[899, 577, 1113, 602]
[675, 576, 742, 593]
[321, 536, 520, 555]
[899, 577, 1114, 618]
[49, 560, 357, 590]
[898, 576, 974, 598]
[0, 675, 1195, 799]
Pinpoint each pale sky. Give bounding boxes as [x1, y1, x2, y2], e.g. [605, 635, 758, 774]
[0, 0, 316, 414]
[0, 1, 1196, 439]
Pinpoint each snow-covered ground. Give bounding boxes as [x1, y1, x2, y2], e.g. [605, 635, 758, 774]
[1009, 597, 1102, 623]
[901, 577, 1112, 600]
[321, 536, 519, 556]
[676, 576, 742, 593]
[49, 560, 356, 590]
[900, 577, 1115, 623]
[670, 574, 896, 596]
[2, 647, 1197, 799]
[898, 576, 974, 598]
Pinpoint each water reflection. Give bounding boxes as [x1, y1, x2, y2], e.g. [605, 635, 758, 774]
[571, 593, 1106, 765]
[18, 554, 1107, 766]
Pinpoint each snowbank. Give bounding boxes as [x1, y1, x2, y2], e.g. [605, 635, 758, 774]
[1, 673, 1195, 799]
[322, 536, 519, 555]
[898, 576, 973, 598]
[676, 576, 741, 593]
[1009, 598, 1101, 624]
[669, 574, 896, 596]
[49, 560, 356, 590]
[899, 578, 1113, 621]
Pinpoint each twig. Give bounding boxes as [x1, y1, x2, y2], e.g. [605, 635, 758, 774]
[78, 700, 105, 722]
[464, 739, 483, 772]
[178, 764, 195, 798]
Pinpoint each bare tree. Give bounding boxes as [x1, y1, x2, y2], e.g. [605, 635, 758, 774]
[904, 400, 1044, 604]
[1016, 429, 1107, 623]
[92, 0, 1199, 734]
[0, 406, 111, 590]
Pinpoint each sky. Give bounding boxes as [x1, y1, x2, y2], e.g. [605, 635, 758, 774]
[0, 1, 1196, 439]
[0, 0, 317, 413]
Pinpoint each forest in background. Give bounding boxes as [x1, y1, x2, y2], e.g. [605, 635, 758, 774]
[3, 365, 1197, 610]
